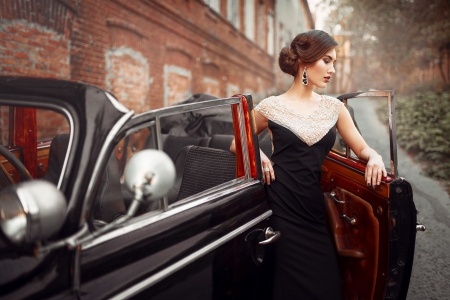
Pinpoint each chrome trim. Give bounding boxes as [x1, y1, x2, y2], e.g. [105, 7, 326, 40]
[387, 91, 398, 178]
[80, 110, 135, 223]
[132, 98, 241, 119]
[37, 143, 51, 150]
[109, 210, 272, 300]
[339, 214, 357, 226]
[81, 179, 260, 250]
[155, 117, 163, 151]
[330, 191, 345, 204]
[56, 107, 75, 190]
[170, 177, 248, 208]
[105, 92, 130, 113]
[416, 222, 426, 232]
[259, 227, 281, 245]
[354, 91, 391, 98]
[237, 102, 251, 179]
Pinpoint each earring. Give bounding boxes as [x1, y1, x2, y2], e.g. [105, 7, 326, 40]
[302, 67, 308, 86]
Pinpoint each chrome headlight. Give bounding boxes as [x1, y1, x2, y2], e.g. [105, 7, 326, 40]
[0, 180, 67, 245]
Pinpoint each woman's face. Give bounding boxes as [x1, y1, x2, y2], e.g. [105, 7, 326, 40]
[304, 48, 336, 89]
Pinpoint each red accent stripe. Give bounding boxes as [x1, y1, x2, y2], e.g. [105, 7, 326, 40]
[231, 103, 245, 178]
[241, 96, 257, 178]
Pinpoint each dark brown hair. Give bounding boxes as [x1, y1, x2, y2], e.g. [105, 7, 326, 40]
[279, 30, 338, 77]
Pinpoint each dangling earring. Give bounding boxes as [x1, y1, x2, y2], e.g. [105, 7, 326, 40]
[302, 67, 308, 86]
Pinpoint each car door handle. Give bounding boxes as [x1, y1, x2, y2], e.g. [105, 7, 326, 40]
[416, 222, 426, 232]
[259, 227, 281, 245]
[339, 214, 357, 226]
[330, 191, 344, 204]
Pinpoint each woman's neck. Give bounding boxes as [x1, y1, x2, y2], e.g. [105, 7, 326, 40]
[283, 77, 317, 102]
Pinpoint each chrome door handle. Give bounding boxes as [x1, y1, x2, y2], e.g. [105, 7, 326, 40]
[416, 222, 426, 232]
[259, 227, 281, 245]
[339, 214, 357, 226]
[330, 191, 344, 204]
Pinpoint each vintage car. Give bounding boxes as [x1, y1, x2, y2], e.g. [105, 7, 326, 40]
[0, 76, 421, 299]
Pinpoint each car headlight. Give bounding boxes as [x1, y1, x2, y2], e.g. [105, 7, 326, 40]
[0, 180, 67, 245]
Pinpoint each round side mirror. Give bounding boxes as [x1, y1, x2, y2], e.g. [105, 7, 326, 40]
[124, 149, 176, 201]
[0, 180, 67, 245]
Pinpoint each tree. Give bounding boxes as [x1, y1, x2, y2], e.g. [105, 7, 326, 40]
[325, 0, 450, 92]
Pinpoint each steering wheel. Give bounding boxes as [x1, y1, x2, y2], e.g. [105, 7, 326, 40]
[0, 144, 33, 184]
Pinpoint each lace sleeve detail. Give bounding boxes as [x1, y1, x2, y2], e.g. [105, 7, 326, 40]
[254, 96, 276, 119]
[322, 95, 344, 120]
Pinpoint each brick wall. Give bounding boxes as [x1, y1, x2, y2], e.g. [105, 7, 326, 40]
[36, 108, 69, 141]
[0, 0, 74, 143]
[1, 0, 276, 114]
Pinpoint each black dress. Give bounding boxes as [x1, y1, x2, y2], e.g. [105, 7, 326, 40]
[255, 96, 343, 300]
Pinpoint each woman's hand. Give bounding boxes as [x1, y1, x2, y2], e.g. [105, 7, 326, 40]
[365, 154, 387, 187]
[260, 149, 275, 185]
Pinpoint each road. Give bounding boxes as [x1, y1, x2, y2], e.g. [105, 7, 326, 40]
[349, 97, 450, 299]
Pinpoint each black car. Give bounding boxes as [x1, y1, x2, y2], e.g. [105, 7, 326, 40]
[0, 77, 421, 299]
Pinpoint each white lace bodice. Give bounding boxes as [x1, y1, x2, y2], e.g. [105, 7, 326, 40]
[254, 95, 343, 146]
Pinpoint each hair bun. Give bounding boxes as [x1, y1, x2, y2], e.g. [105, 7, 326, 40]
[279, 46, 299, 77]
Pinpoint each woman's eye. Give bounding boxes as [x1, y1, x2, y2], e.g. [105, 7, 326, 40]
[324, 60, 330, 64]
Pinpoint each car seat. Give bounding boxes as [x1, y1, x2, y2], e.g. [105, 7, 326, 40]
[167, 146, 236, 204]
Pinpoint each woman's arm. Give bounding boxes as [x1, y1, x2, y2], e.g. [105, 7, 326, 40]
[230, 110, 275, 184]
[336, 105, 387, 187]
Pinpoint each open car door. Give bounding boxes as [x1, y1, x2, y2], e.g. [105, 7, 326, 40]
[321, 91, 422, 300]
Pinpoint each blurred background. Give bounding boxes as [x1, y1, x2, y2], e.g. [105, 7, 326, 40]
[1, 0, 449, 298]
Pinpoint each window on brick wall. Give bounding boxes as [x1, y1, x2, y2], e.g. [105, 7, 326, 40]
[257, 1, 263, 47]
[203, 77, 220, 97]
[267, 11, 274, 55]
[204, 0, 220, 13]
[106, 47, 150, 114]
[245, 0, 255, 42]
[227, 0, 240, 29]
[226, 83, 240, 97]
[164, 65, 192, 106]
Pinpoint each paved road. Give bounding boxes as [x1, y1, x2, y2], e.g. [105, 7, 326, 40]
[349, 98, 450, 299]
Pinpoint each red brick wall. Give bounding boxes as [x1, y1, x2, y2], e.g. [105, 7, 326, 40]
[36, 109, 69, 141]
[0, 0, 74, 143]
[1, 0, 276, 113]
[0, 20, 70, 78]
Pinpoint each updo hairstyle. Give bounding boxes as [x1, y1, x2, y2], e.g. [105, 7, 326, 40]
[279, 30, 338, 77]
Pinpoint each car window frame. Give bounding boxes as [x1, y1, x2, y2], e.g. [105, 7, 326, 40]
[81, 96, 257, 244]
[330, 90, 398, 178]
[0, 98, 76, 190]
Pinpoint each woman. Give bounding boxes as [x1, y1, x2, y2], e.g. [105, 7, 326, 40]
[231, 30, 387, 299]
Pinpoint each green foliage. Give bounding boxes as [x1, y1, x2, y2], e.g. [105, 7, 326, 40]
[378, 91, 450, 180]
